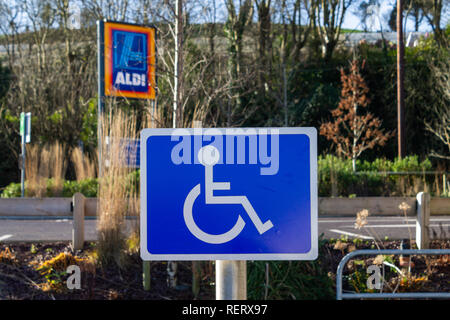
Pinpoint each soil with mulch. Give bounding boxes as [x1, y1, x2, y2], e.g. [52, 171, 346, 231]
[0, 240, 448, 300]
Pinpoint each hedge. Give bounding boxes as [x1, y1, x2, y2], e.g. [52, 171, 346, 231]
[1, 156, 443, 198]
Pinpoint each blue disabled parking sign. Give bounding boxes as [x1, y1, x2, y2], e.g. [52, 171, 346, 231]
[140, 127, 317, 260]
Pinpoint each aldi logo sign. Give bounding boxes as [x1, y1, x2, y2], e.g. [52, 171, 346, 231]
[101, 21, 156, 99]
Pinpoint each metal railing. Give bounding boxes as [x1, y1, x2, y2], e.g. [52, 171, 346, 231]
[336, 249, 450, 300]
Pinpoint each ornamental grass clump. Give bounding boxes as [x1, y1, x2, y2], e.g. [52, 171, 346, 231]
[25, 142, 67, 197]
[71, 147, 97, 181]
[97, 108, 139, 267]
[47, 142, 67, 196]
[25, 144, 46, 197]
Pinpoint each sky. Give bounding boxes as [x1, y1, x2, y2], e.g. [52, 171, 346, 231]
[4, 0, 449, 34]
[344, 0, 394, 31]
[336, 0, 449, 32]
[205, 0, 447, 33]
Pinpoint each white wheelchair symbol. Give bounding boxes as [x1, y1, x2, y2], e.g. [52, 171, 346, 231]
[183, 145, 274, 244]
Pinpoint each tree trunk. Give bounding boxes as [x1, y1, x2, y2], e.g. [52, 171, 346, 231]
[257, 0, 271, 93]
[173, 0, 184, 128]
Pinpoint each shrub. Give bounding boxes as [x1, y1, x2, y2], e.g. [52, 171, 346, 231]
[318, 155, 438, 197]
[247, 238, 334, 300]
[1, 155, 439, 198]
[1, 179, 99, 198]
[24, 143, 67, 197]
[71, 147, 97, 181]
[62, 178, 98, 198]
[1, 182, 21, 198]
[96, 109, 139, 267]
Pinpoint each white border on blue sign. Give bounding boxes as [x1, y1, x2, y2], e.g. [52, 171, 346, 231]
[140, 127, 318, 261]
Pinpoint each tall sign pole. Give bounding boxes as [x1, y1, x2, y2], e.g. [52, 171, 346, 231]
[20, 114, 25, 198]
[20, 112, 31, 197]
[397, 0, 406, 158]
[97, 20, 157, 174]
[97, 20, 105, 178]
[97, 19, 157, 292]
[167, 0, 184, 289]
[173, 0, 183, 129]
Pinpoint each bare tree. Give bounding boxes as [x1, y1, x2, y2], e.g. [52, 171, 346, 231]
[0, 1, 22, 69]
[421, 0, 448, 47]
[315, 0, 354, 61]
[224, 0, 254, 124]
[425, 58, 450, 159]
[255, 0, 272, 92]
[54, 0, 74, 74]
[0, 0, 98, 161]
[20, 0, 57, 72]
[425, 105, 450, 160]
[262, 0, 315, 126]
[81, 0, 130, 20]
[290, 0, 315, 62]
[173, 0, 184, 128]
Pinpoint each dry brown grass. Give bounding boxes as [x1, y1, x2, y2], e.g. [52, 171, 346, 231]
[25, 142, 67, 197]
[71, 147, 97, 181]
[25, 144, 42, 197]
[97, 108, 139, 267]
[48, 142, 67, 196]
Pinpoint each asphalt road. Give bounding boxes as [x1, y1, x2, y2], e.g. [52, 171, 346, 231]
[0, 216, 449, 242]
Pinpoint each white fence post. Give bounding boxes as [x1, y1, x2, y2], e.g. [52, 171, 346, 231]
[416, 192, 430, 249]
[72, 192, 85, 250]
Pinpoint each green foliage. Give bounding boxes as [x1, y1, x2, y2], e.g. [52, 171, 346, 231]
[124, 170, 140, 194]
[347, 268, 369, 293]
[79, 98, 98, 154]
[49, 111, 63, 125]
[291, 83, 340, 127]
[247, 238, 334, 300]
[2, 155, 440, 199]
[318, 155, 437, 196]
[0, 170, 139, 198]
[2, 109, 19, 125]
[0, 182, 21, 198]
[62, 178, 98, 198]
[1, 179, 99, 198]
[0, 75, 20, 189]
[247, 260, 334, 300]
[0, 59, 11, 98]
[30, 244, 37, 254]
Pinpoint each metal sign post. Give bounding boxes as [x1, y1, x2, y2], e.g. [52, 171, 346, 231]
[20, 112, 31, 197]
[216, 260, 247, 300]
[140, 127, 318, 300]
[96, 20, 105, 177]
[97, 20, 156, 175]
[97, 20, 157, 291]
[20, 126, 25, 198]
